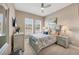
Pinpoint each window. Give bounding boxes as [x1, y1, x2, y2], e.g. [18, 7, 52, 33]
[25, 18, 33, 35]
[35, 20, 41, 33]
[25, 18, 42, 35]
[0, 14, 3, 33]
[0, 13, 7, 48]
[0, 5, 8, 49]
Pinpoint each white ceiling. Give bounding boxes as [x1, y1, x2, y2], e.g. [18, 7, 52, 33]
[14, 3, 72, 16]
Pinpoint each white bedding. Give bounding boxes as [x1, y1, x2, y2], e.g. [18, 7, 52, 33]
[29, 33, 56, 53]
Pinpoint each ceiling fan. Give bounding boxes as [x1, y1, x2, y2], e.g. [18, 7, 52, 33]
[41, 3, 51, 13]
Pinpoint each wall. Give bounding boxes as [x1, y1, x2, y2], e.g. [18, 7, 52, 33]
[7, 4, 15, 55]
[0, 6, 5, 13]
[15, 10, 44, 33]
[45, 3, 79, 33]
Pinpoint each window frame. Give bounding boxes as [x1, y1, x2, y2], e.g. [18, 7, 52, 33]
[25, 18, 33, 35]
[34, 19, 41, 33]
[0, 4, 9, 49]
[25, 17, 42, 35]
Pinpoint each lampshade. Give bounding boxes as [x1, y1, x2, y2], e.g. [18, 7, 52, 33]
[61, 25, 69, 31]
[61, 25, 70, 35]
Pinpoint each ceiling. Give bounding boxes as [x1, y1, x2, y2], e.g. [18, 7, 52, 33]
[14, 3, 72, 16]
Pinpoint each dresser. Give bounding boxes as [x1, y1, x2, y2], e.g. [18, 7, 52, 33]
[14, 32, 24, 52]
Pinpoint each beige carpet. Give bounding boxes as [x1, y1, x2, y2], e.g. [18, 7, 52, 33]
[24, 39, 36, 55]
[24, 39, 79, 55]
[39, 44, 79, 55]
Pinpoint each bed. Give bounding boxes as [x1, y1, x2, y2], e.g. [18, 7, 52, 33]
[29, 33, 56, 53]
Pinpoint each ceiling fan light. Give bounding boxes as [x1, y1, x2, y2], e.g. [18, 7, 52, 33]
[41, 7, 44, 10]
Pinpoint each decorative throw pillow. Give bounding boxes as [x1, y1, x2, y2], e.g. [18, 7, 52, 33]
[57, 36, 70, 48]
[43, 31, 48, 35]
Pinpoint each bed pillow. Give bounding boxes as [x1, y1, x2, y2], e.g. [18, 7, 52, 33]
[43, 31, 48, 35]
[57, 36, 70, 48]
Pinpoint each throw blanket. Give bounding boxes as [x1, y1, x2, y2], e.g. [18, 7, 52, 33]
[29, 33, 56, 53]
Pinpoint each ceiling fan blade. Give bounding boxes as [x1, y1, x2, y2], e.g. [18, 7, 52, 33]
[44, 4, 51, 8]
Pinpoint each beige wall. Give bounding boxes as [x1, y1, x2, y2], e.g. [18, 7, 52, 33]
[15, 10, 44, 33]
[8, 4, 15, 54]
[45, 3, 79, 33]
[0, 6, 5, 13]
